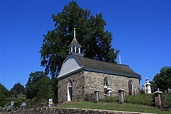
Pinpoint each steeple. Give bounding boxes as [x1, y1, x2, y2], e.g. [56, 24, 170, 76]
[69, 28, 82, 55]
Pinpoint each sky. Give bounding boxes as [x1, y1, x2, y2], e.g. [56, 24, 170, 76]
[0, 0, 171, 90]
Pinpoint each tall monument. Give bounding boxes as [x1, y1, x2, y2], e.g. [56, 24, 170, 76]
[142, 78, 152, 94]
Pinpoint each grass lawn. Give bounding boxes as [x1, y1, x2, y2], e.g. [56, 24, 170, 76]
[57, 101, 171, 114]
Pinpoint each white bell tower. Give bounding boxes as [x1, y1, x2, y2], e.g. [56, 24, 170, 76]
[69, 28, 82, 55]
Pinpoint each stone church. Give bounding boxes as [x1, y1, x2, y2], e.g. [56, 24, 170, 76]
[57, 29, 141, 103]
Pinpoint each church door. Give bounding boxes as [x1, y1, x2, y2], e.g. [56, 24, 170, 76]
[67, 80, 72, 101]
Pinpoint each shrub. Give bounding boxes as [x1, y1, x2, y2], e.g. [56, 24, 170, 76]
[26, 97, 48, 107]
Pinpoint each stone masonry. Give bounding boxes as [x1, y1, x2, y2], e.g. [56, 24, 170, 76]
[2, 107, 150, 114]
[58, 70, 140, 103]
[58, 71, 85, 103]
[84, 71, 140, 99]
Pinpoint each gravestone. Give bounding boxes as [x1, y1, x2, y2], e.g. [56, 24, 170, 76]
[107, 85, 112, 96]
[153, 88, 163, 109]
[48, 98, 53, 107]
[94, 90, 100, 102]
[118, 89, 125, 104]
[10, 101, 14, 109]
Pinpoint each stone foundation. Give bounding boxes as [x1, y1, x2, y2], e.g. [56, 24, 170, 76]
[2, 107, 149, 114]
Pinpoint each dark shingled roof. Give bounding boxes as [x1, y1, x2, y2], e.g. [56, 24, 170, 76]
[75, 55, 141, 79]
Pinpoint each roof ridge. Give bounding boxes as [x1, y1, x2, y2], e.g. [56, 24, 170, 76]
[75, 55, 129, 67]
[72, 55, 141, 79]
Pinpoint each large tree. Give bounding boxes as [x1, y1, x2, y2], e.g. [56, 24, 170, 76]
[153, 66, 171, 92]
[40, 1, 119, 78]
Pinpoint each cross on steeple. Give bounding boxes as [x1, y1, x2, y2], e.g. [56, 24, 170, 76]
[69, 28, 82, 55]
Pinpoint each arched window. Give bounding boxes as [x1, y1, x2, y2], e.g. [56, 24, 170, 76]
[104, 77, 108, 95]
[67, 79, 72, 101]
[128, 80, 133, 95]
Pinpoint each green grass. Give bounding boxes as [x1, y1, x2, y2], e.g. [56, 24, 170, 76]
[125, 94, 154, 106]
[57, 101, 171, 114]
[163, 93, 171, 107]
[100, 94, 154, 106]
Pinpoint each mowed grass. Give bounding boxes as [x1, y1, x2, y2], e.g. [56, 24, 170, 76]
[100, 94, 154, 106]
[57, 101, 171, 114]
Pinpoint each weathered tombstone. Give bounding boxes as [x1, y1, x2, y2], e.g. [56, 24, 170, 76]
[134, 88, 137, 95]
[107, 86, 112, 96]
[142, 84, 146, 93]
[94, 90, 100, 102]
[153, 88, 163, 109]
[118, 89, 125, 104]
[10, 101, 14, 109]
[21, 102, 26, 109]
[48, 98, 53, 107]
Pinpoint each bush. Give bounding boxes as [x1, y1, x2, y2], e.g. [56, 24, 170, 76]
[27, 97, 48, 107]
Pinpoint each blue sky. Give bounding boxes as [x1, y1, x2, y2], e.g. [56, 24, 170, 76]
[0, 0, 171, 90]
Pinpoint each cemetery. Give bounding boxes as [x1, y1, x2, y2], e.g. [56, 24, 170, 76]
[1, 1, 171, 114]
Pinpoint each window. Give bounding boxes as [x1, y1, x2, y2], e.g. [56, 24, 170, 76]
[104, 77, 108, 95]
[128, 80, 133, 95]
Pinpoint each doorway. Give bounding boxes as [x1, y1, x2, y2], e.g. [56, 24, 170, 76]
[67, 79, 72, 101]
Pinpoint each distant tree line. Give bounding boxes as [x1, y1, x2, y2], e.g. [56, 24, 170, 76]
[0, 71, 55, 108]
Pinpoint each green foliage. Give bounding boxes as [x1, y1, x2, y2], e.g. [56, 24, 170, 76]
[10, 83, 25, 95]
[7, 83, 27, 108]
[7, 93, 28, 108]
[149, 81, 157, 93]
[27, 97, 48, 106]
[0, 83, 10, 106]
[153, 66, 171, 92]
[40, 1, 119, 78]
[25, 71, 53, 105]
[51, 78, 58, 103]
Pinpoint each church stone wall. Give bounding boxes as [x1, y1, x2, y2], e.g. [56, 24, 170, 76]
[83, 71, 140, 99]
[58, 71, 84, 103]
[58, 70, 140, 103]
